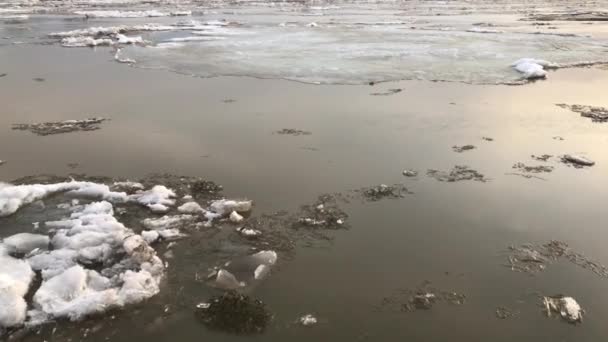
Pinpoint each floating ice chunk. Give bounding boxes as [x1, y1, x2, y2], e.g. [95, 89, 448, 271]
[0, 250, 35, 327]
[209, 199, 252, 216]
[3, 233, 49, 254]
[0, 292, 27, 328]
[157, 229, 183, 240]
[214, 269, 245, 289]
[66, 183, 128, 203]
[253, 264, 270, 280]
[130, 185, 176, 212]
[112, 181, 143, 190]
[61, 36, 113, 48]
[141, 230, 160, 244]
[116, 34, 145, 45]
[544, 296, 583, 323]
[142, 215, 194, 231]
[307, 22, 318, 28]
[117, 269, 160, 304]
[170, 11, 192, 16]
[250, 250, 277, 266]
[511, 58, 558, 79]
[27, 249, 78, 280]
[148, 203, 169, 213]
[177, 201, 204, 214]
[33, 265, 119, 321]
[299, 314, 317, 326]
[236, 227, 261, 237]
[0, 181, 126, 217]
[229, 211, 244, 223]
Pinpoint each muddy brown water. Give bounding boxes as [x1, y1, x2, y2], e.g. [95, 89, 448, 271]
[2, 45, 608, 341]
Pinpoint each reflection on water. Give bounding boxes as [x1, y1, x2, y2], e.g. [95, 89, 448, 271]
[2, 15, 608, 342]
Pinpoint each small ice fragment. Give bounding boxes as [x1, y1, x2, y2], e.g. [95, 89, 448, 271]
[511, 58, 557, 79]
[254, 264, 270, 280]
[148, 204, 169, 213]
[196, 302, 210, 309]
[214, 269, 245, 289]
[299, 314, 318, 326]
[209, 199, 252, 216]
[32, 222, 40, 230]
[141, 231, 160, 244]
[116, 34, 144, 45]
[236, 227, 261, 237]
[177, 201, 204, 214]
[307, 22, 318, 27]
[229, 211, 244, 223]
[250, 250, 277, 266]
[402, 170, 418, 177]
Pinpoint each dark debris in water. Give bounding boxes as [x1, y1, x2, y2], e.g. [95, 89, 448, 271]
[195, 291, 272, 334]
[295, 194, 348, 229]
[0, 73, 7, 78]
[32, 77, 45, 82]
[452, 145, 476, 153]
[505, 240, 608, 278]
[427, 165, 487, 182]
[357, 184, 411, 201]
[191, 180, 223, 196]
[512, 162, 553, 173]
[370, 88, 402, 96]
[275, 128, 312, 136]
[496, 307, 517, 319]
[531, 154, 552, 162]
[12, 118, 107, 136]
[380, 281, 466, 313]
[482, 137, 494, 142]
[557, 103, 608, 123]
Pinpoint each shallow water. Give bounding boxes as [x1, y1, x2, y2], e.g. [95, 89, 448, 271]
[3, 1, 608, 341]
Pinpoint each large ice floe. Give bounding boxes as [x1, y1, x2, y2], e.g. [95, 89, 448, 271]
[0, 177, 272, 333]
